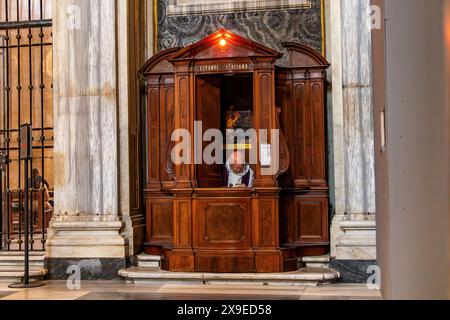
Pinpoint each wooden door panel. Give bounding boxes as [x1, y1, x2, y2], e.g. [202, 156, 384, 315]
[293, 81, 308, 183]
[296, 197, 329, 243]
[311, 81, 327, 185]
[147, 82, 161, 187]
[193, 199, 252, 249]
[145, 198, 173, 245]
[160, 81, 176, 184]
[196, 77, 223, 187]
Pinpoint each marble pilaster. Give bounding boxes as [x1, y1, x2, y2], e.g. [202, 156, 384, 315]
[117, 1, 152, 255]
[47, 0, 128, 260]
[327, 0, 377, 261]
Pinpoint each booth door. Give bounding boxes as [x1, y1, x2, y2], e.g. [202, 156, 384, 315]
[196, 76, 224, 187]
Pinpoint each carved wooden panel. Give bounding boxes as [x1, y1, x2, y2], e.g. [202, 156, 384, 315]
[146, 199, 173, 243]
[255, 250, 283, 273]
[296, 197, 328, 243]
[311, 80, 327, 185]
[253, 65, 277, 187]
[276, 43, 328, 191]
[194, 251, 255, 273]
[293, 81, 307, 183]
[280, 195, 328, 246]
[173, 200, 192, 248]
[205, 206, 245, 241]
[193, 199, 252, 249]
[275, 107, 290, 175]
[147, 83, 161, 187]
[297, 199, 328, 242]
[174, 70, 193, 185]
[280, 196, 295, 244]
[257, 199, 278, 247]
[160, 81, 176, 183]
[276, 79, 294, 186]
[259, 73, 272, 130]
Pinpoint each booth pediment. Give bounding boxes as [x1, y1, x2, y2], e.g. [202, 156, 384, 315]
[139, 47, 182, 75]
[169, 29, 283, 62]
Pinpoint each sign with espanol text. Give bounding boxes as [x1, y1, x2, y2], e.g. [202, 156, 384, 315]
[195, 63, 251, 73]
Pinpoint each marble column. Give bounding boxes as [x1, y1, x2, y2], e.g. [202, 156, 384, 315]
[327, 0, 377, 265]
[46, 0, 128, 278]
[118, 0, 152, 256]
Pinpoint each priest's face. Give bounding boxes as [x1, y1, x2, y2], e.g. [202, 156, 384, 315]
[230, 163, 245, 174]
[229, 152, 246, 174]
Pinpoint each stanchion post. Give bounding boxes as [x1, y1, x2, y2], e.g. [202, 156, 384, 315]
[0, 152, 6, 251]
[9, 124, 45, 289]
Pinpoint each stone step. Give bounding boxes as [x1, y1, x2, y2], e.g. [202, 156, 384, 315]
[0, 269, 48, 283]
[0, 251, 45, 255]
[0, 253, 45, 267]
[119, 267, 340, 286]
[0, 255, 45, 262]
[0, 261, 44, 267]
[0, 265, 46, 272]
[301, 255, 331, 268]
[0, 251, 47, 282]
[0, 251, 46, 256]
[136, 254, 161, 268]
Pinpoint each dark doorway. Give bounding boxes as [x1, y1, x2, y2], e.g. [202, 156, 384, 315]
[195, 73, 253, 188]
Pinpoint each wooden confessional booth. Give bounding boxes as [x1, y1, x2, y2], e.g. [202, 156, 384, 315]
[140, 29, 330, 273]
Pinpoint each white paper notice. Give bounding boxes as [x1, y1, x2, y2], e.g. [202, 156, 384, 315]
[260, 144, 272, 167]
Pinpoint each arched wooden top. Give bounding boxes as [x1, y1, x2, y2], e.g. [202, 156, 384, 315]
[169, 29, 283, 62]
[281, 42, 330, 69]
[139, 47, 182, 76]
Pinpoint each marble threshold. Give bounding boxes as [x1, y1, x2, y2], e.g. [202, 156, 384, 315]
[119, 267, 340, 286]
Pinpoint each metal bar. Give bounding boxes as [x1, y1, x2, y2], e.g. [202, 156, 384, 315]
[39, 0, 46, 250]
[0, 19, 52, 31]
[0, 145, 53, 151]
[5, 0, 11, 207]
[0, 170, 3, 250]
[0, 127, 53, 132]
[4, 0, 11, 251]
[23, 158, 29, 284]
[28, 0, 34, 251]
[6, 191, 10, 250]
[2, 55, 10, 250]
[16, 0, 22, 250]
[0, 42, 52, 49]
[18, 191, 22, 250]
[0, 35, 6, 251]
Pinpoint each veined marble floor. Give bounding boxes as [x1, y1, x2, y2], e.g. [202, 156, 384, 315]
[0, 281, 382, 300]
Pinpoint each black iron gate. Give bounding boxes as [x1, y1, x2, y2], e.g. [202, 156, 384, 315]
[0, 0, 53, 252]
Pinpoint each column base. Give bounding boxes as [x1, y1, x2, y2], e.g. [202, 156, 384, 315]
[335, 219, 377, 260]
[45, 258, 128, 280]
[329, 259, 377, 283]
[46, 216, 129, 259]
[331, 214, 377, 260]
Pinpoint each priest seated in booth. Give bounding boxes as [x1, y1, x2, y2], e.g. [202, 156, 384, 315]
[224, 151, 255, 188]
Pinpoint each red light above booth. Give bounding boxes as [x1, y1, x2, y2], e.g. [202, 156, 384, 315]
[219, 38, 227, 47]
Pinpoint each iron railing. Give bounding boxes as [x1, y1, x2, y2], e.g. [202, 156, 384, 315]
[0, 0, 53, 252]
